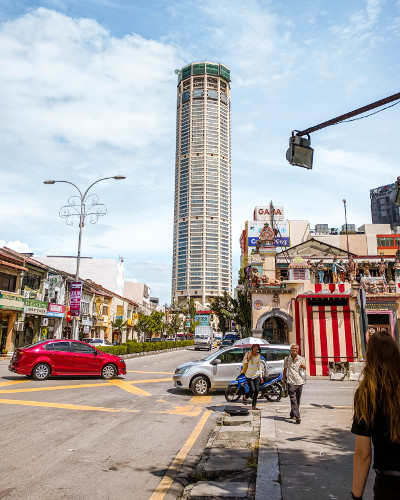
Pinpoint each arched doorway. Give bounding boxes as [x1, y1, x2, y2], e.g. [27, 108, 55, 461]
[262, 316, 289, 344]
[253, 310, 292, 345]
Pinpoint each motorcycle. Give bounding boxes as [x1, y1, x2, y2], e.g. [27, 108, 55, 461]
[224, 373, 283, 403]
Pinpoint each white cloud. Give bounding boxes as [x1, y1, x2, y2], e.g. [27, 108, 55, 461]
[0, 8, 179, 157]
[0, 7, 180, 303]
[0, 240, 32, 253]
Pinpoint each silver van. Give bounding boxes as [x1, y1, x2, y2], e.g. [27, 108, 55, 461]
[173, 344, 290, 395]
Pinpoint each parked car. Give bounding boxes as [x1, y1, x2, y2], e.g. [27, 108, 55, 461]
[8, 339, 126, 381]
[173, 343, 290, 395]
[87, 339, 112, 347]
[223, 332, 240, 342]
[220, 338, 234, 348]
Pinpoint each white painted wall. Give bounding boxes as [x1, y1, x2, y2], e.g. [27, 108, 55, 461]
[124, 282, 151, 307]
[360, 224, 392, 255]
[34, 256, 125, 295]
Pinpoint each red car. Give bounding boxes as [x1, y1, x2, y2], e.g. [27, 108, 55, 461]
[8, 339, 126, 381]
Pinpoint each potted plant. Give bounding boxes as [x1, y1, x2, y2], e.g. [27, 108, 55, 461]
[2, 349, 8, 357]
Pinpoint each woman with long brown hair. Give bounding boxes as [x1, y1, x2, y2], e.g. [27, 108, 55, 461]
[351, 330, 400, 500]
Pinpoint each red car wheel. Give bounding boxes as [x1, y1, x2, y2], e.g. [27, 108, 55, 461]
[32, 363, 51, 381]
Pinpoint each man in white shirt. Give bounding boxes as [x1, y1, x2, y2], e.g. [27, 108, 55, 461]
[282, 344, 306, 424]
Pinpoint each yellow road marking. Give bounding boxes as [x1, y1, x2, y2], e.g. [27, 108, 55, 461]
[0, 399, 140, 412]
[108, 379, 151, 396]
[0, 382, 110, 394]
[127, 370, 174, 375]
[190, 395, 213, 405]
[0, 377, 171, 395]
[0, 380, 30, 388]
[151, 405, 202, 417]
[132, 378, 171, 384]
[260, 404, 353, 409]
[149, 410, 212, 500]
[157, 399, 167, 403]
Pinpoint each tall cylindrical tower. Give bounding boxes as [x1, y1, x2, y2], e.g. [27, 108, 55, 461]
[171, 62, 232, 307]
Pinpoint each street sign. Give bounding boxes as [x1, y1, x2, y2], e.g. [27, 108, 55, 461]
[66, 311, 72, 323]
[70, 281, 82, 317]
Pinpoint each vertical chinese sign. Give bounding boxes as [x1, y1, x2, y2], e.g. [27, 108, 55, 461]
[70, 282, 82, 317]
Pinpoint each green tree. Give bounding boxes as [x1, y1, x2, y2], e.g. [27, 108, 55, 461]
[207, 292, 233, 335]
[232, 268, 252, 337]
[187, 298, 200, 335]
[166, 309, 183, 337]
[134, 314, 150, 341]
[111, 317, 128, 334]
[147, 311, 165, 339]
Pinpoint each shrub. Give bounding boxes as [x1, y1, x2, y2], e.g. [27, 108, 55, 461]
[97, 345, 127, 355]
[97, 340, 193, 355]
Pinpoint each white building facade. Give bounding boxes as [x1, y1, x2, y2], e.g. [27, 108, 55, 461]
[171, 62, 232, 307]
[34, 256, 125, 296]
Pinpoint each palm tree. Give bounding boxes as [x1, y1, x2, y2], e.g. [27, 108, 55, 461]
[111, 317, 128, 344]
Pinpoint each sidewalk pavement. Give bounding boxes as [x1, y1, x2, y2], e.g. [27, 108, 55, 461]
[182, 403, 375, 499]
[257, 404, 375, 500]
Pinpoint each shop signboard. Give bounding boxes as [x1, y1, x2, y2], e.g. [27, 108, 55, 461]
[70, 281, 82, 317]
[47, 303, 66, 318]
[0, 293, 25, 311]
[195, 314, 210, 326]
[253, 206, 284, 221]
[247, 220, 290, 252]
[24, 298, 48, 316]
[116, 305, 124, 319]
[81, 317, 93, 326]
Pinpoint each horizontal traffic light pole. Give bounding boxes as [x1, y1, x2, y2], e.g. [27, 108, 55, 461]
[294, 91, 400, 137]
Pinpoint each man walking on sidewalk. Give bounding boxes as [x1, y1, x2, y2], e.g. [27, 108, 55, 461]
[282, 344, 306, 424]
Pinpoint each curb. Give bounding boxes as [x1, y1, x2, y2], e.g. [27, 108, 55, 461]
[181, 410, 260, 499]
[256, 411, 282, 500]
[0, 346, 194, 362]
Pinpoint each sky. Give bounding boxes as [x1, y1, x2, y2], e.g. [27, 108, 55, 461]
[0, 0, 399, 305]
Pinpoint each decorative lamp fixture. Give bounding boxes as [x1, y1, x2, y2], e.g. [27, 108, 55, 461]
[286, 133, 314, 170]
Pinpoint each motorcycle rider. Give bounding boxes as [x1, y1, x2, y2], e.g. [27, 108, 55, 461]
[242, 344, 268, 410]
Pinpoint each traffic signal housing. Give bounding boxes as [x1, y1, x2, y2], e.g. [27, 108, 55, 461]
[286, 134, 314, 170]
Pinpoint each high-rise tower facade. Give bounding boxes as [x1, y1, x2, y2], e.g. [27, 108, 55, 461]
[171, 62, 232, 307]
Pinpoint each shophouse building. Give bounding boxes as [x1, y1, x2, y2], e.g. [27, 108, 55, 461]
[0, 246, 144, 352]
[0, 248, 27, 353]
[171, 61, 232, 308]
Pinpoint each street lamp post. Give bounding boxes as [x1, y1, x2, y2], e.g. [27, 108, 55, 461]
[44, 176, 126, 340]
[343, 199, 350, 259]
